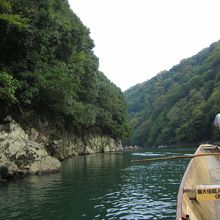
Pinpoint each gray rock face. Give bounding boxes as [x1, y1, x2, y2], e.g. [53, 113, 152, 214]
[46, 134, 122, 160]
[0, 116, 123, 179]
[21, 115, 123, 160]
[0, 119, 61, 180]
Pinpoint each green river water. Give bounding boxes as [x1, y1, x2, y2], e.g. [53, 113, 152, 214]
[0, 147, 196, 220]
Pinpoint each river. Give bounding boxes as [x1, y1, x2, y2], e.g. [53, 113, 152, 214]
[0, 147, 196, 220]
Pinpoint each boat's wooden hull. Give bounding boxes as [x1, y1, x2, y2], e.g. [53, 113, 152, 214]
[176, 144, 220, 220]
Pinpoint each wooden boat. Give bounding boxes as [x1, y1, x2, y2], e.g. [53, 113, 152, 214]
[176, 144, 220, 220]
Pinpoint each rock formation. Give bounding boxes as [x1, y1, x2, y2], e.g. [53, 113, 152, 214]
[0, 117, 61, 180]
[0, 116, 122, 180]
[46, 135, 122, 160]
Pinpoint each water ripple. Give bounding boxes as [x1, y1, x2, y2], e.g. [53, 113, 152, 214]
[0, 147, 196, 220]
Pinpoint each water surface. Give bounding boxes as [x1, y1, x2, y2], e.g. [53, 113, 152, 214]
[0, 147, 196, 219]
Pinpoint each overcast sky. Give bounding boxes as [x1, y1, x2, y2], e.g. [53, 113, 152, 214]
[68, 0, 220, 91]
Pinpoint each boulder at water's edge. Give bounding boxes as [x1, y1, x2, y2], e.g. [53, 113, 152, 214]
[0, 118, 61, 180]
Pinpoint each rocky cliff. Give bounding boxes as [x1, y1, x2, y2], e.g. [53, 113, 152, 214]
[0, 117, 122, 180]
[46, 134, 122, 160]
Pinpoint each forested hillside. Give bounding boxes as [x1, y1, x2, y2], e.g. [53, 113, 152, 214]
[125, 41, 220, 147]
[0, 0, 130, 139]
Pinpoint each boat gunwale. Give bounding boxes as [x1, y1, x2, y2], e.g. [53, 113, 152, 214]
[176, 144, 214, 220]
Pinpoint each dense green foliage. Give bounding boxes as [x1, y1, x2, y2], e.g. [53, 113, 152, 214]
[0, 0, 130, 139]
[125, 41, 220, 146]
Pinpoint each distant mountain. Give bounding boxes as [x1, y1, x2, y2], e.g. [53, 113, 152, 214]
[124, 41, 220, 147]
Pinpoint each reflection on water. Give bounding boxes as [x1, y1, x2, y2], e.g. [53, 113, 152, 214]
[0, 147, 196, 220]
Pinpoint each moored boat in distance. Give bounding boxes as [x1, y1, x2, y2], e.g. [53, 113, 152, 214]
[176, 144, 220, 220]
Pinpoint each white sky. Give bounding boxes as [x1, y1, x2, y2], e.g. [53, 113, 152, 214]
[68, 0, 220, 91]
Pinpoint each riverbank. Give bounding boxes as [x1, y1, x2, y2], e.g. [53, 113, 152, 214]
[0, 116, 122, 180]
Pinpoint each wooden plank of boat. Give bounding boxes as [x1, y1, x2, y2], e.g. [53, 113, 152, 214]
[176, 144, 220, 220]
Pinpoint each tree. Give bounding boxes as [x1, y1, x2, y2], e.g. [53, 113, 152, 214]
[0, 0, 130, 141]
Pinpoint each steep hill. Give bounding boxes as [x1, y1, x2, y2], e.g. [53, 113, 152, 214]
[124, 41, 220, 147]
[0, 0, 130, 143]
